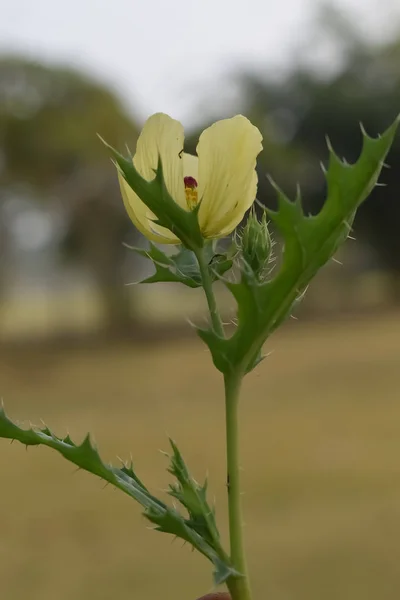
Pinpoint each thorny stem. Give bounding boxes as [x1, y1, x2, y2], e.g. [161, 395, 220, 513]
[195, 248, 225, 338]
[196, 247, 252, 600]
[224, 372, 252, 600]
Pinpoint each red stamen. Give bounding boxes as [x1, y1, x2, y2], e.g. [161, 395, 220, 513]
[184, 176, 198, 189]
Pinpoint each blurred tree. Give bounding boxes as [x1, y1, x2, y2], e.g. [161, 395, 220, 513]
[0, 56, 140, 332]
[186, 9, 400, 300]
[233, 14, 400, 297]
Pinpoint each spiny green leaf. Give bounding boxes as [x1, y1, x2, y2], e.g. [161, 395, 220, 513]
[145, 507, 236, 586]
[0, 406, 235, 585]
[100, 138, 203, 249]
[125, 242, 174, 266]
[167, 439, 222, 550]
[126, 242, 233, 288]
[198, 116, 399, 374]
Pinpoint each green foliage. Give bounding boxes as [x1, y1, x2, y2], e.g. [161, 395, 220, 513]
[0, 56, 137, 190]
[0, 406, 235, 585]
[0, 56, 142, 330]
[167, 440, 220, 547]
[198, 117, 399, 375]
[125, 241, 233, 287]
[237, 26, 400, 280]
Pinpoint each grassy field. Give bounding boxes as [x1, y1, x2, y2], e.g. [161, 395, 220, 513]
[1, 314, 400, 600]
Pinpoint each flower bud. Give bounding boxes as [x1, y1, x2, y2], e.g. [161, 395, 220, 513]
[239, 208, 272, 279]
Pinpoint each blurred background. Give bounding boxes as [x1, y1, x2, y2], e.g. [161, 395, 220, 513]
[1, 0, 400, 599]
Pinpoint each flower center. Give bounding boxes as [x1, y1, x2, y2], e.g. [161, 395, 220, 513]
[184, 176, 198, 210]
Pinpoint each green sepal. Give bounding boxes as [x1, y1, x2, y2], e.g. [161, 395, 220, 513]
[0, 406, 236, 585]
[198, 116, 399, 374]
[100, 136, 203, 249]
[238, 208, 272, 280]
[125, 242, 233, 288]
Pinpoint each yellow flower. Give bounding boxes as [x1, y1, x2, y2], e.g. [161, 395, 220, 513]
[118, 112, 263, 244]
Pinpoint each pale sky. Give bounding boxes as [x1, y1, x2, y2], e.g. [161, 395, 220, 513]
[0, 0, 399, 126]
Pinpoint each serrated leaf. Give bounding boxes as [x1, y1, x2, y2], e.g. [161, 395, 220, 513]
[170, 246, 204, 285]
[0, 406, 235, 585]
[100, 138, 203, 249]
[127, 241, 233, 288]
[198, 117, 399, 374]
[145, 507, 236, 586]
[142, 263, 200, 287]
[167, 440, 222, 550]
[125, 242, 175, 266]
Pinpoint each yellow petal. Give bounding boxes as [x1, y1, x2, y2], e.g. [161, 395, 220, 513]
[133, 113, 187, 209]
[213, 170, 259, 237]
[196, 115, 263, 237]
[182, 152, 198, 181]
[118, 112, 185, 244]
[118, 172, 178, 244]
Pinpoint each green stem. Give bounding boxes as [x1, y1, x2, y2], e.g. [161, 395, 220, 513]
[196, 246, 251, 599]
[195, 247, 225, 337]
[225, 372, 252, 600]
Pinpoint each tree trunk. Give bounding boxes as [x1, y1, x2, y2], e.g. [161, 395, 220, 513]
[77, 201, 136, 336]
